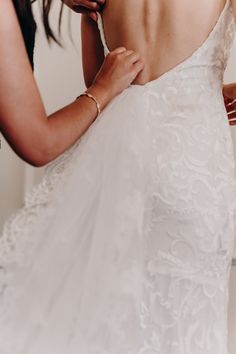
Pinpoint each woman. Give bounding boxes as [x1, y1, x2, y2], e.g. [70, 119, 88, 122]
[1, 0, 236, 353]
[0, 0, 143, 167]
[65, 0, 236, 123]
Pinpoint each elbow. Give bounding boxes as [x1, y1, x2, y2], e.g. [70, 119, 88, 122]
[25, 141, 58, 167]
[16, 139, 54, 168]
[2, 123, 55, 167]
[4, 142, 51, 168]
[21, 150, 51, 168]
[26, 156, 49, 168]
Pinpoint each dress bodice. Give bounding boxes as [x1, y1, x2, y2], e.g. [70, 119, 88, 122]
[97, 0, 235, 85]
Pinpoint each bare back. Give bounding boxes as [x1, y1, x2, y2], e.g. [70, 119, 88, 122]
[101, 0, 228, 84]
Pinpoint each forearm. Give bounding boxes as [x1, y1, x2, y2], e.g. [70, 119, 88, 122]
[0, 0, 143, 167]
[1, 83, 111, 167]
[0, 0, 108, 167]
[44, 84, 110, 165]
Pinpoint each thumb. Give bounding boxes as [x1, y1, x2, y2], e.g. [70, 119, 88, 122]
[88, 11, 98, 21]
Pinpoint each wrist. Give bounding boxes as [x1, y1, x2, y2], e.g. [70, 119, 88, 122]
[87, 82, 114, 111]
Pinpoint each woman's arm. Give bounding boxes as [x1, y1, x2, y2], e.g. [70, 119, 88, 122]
[81, 14, 105, 87]
[0, 0, 144, 167]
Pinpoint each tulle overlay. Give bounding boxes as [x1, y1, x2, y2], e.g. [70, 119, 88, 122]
[1, 0, 236, 353]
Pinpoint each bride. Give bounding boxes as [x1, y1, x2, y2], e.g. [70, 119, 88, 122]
[1, 0, 236, 353]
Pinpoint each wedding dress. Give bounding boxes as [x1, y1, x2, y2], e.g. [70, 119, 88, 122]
[1, 0, 236, 353]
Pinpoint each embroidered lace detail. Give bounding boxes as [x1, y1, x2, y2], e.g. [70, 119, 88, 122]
[0, 1, 236, 353]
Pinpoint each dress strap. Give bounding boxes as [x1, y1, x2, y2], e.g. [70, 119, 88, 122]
[97, 12, 110, 56]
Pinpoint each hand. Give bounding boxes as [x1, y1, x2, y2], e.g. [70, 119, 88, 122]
[87, 47, 145, 109]
[62, 0, 105, 21]
[223, 83, 236, 126]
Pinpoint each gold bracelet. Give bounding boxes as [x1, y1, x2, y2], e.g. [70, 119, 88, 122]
[76, 92, 101, 120]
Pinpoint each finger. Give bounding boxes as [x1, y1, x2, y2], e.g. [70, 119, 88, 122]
[126, 51, 142, 64]
[223, 95, 232, 104]
[88, 11, 98, 21]
[122, 50, 135, 57]
[229, 117, 236, 125]
[229, 119, 236, 126]
[82, 0, 104, 4]
[227, 110, 236, 120]
[111, 47, 127, 54]
[72, 6, 98, 15]
[70, 5, 83, 13]
[115, 49, 136, 60]
[133, 59, 145, 73]
[73, 1, 100, 11]
[226, 101, 236, 112]
[226, 98, 236, 107]
[224, 97, 236, 111]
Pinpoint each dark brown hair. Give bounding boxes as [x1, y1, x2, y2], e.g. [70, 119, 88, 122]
[12, 0, 64, 69]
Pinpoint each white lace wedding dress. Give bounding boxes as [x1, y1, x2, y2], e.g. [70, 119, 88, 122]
[1, 0, 236, 353]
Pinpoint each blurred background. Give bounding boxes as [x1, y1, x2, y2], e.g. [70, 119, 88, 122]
[0, 2, 236, 352]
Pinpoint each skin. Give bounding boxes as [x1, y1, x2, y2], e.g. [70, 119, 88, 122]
[0, 0, 144, 167]
[78, 0, 236, 125]
[223, 83, 236, 125]
[63, 0, 105, 21]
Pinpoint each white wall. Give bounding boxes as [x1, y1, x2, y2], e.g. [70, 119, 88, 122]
[0, 3, 236, 352]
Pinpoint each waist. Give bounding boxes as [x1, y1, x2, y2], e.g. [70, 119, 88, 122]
[130, 64, 224, 91]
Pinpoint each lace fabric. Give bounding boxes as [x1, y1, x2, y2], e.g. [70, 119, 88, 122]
[0, 1, 236, 353]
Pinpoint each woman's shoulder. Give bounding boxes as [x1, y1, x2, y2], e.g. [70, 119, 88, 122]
[12, 0, 36, 69]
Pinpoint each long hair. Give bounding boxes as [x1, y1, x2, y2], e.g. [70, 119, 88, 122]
[12, 0, 64, 69]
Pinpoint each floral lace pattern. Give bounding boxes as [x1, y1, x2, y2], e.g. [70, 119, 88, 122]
[0, 0, 236, 353]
